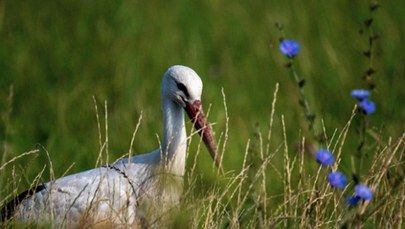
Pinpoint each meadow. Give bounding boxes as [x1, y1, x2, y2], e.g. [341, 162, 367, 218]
[1, 0, 404, 228]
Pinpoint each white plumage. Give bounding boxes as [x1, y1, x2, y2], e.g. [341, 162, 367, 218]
[1, 65, 221, 228]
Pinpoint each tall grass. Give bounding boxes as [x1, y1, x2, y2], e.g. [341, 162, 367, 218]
[1, 84, 404, 228]
[1, 0, 405, 228]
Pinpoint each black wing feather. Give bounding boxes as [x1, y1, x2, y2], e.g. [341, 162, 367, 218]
[0, 184, 46, 222]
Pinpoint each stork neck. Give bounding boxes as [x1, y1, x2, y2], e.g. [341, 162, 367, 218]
[161, 99, 187, 176]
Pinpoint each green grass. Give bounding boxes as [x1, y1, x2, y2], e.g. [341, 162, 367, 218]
[1, 0, 404, 228]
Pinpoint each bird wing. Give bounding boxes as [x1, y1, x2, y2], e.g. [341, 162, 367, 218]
[2, 166, 139, 227]
[1, 150, 183, 227]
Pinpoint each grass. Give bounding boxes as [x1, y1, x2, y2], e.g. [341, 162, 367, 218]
[1, 84, 404, 228]
[1, 0, 405, 228]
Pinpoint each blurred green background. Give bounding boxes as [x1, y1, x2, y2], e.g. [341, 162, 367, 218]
[0, 0, 404, 193]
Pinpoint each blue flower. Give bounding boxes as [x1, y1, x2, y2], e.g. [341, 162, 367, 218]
[346, 195, 361, 206]
[315, 149, 335, 167]
[351, 89, 371, 101]
[345, 185, 373, 206]
[279, 39, 300, 58]
[355, 184, 373, 200]
[358, 98, 376, 114]
[328, 171, 347, 188]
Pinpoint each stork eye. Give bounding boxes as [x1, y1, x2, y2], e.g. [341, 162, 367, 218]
[176, 82, 190, 98]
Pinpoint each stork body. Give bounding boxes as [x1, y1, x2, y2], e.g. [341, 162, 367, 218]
[1, 65, 220, 228]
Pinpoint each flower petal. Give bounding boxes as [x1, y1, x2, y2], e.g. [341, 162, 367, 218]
[316, 149, 335, 166]
[358, 99, 376, 114]
[355, 184, 373, 200]
[328, 171, 347, 188]
[346, 195, 362, 206]
[279, 39, 300, 58]
[351, 89, 371, 101]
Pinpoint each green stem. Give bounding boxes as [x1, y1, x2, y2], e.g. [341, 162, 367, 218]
[290, 60, 317, 135]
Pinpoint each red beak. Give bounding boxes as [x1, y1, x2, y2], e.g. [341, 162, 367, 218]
[185, 100, 223, 173]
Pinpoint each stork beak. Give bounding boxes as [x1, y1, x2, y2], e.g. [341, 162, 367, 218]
[185, 100, 223, 174]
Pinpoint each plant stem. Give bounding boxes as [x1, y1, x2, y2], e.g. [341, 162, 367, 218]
[289, 60, 317, 137]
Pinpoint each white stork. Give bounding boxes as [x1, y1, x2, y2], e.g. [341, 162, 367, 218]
[1, 65, 222, 228]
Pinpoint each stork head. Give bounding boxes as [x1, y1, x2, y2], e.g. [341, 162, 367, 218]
[162, 65, 222, 172]
[162, 65, 203, 106]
